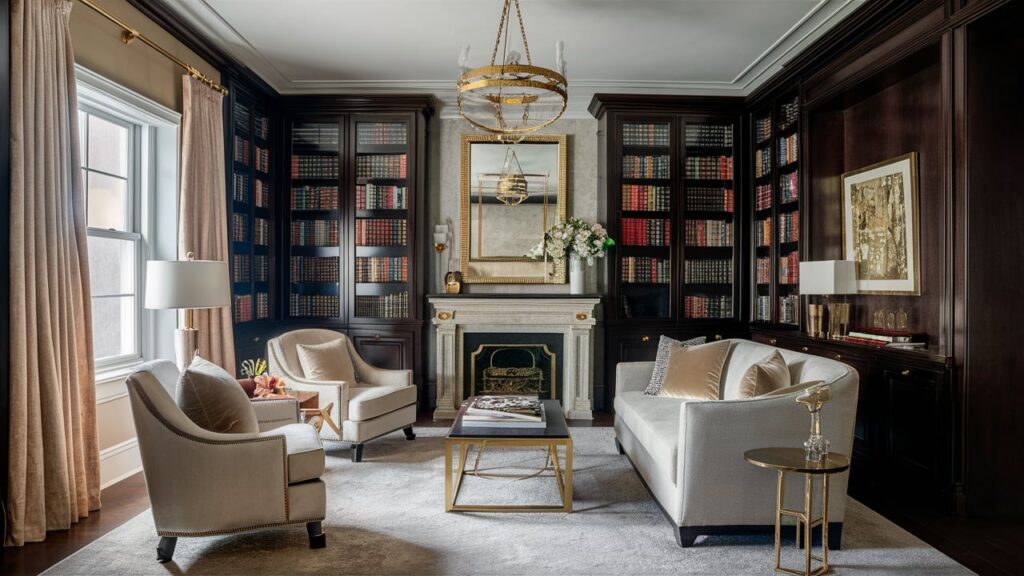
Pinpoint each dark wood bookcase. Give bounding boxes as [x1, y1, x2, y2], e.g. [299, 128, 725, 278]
[590, 95, 747, 409]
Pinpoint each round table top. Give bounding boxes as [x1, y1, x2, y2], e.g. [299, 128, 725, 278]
[744, 447, 851, 474]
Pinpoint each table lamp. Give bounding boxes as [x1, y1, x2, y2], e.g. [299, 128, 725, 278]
[145, 254, 231, 370]
[798, 260, 857, 339]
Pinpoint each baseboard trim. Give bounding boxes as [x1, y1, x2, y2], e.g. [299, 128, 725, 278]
[99, 438, 142, 489]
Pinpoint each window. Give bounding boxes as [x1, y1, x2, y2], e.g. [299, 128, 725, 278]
[79, 108, 142, 369]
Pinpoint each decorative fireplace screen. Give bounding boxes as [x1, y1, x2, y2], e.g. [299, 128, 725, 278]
[464, 334, 561, 399]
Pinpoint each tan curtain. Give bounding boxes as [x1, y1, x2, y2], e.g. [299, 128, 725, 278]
[179, 75, 235, 371]
[6, 0, 101, 546]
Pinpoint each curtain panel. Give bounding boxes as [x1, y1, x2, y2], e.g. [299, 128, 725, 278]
[178, 75, 236, 371]
[6, 0, 101, 546]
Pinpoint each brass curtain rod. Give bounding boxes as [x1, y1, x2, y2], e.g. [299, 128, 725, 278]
[77, 0, 229, 95]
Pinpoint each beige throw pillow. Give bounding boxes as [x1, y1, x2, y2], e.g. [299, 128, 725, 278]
[657, 339, 731, 400]
[296, 338, 357, 383]
[739, 350, 792, 398]
[177, 355, 259, 434]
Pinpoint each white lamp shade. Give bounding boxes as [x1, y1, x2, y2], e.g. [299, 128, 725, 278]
[799, 260, 858, 295]
[144, 259, 231, 309]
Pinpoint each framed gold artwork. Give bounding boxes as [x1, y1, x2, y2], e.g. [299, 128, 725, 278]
[841, 152, 920, 295]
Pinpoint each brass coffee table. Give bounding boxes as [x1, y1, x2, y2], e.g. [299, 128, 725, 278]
[444, 398, 573, 513]
[745, 448, 851, 576]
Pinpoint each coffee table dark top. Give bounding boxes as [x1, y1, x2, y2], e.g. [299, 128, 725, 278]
[448, 398, 570, 439]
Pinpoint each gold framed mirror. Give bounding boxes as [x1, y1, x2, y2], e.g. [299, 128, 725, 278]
[460, 134, 567, 284]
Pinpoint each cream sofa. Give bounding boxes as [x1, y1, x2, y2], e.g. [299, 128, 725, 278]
[614, 338, 858, 547]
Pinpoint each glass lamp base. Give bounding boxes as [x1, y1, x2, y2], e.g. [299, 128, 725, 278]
[804, 434, 831, 463]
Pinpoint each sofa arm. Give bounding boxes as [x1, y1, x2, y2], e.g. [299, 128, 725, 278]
[251, 397, 300, 432]
[615, 362, 655, 396]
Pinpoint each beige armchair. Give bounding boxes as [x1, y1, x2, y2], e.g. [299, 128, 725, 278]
[126, 360, 327, 563]
[267, 329, 417, 462]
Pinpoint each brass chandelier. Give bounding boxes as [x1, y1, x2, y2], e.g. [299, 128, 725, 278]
[457, 0, 567, 142]
[495, 147, 529, 205]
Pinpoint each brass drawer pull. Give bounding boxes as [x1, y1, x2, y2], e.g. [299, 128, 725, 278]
[834, 354, 843, 361]
[769, 338, 778, 345]
[374, 333, 381, 341]
[901, 369, 911, 377]
[801, 346, 809, 352]
[714, 334, 722, 341]
[641, 335, 651, 343]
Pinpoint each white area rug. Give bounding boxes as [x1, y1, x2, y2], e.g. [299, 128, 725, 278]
[45, 427, 973, 575]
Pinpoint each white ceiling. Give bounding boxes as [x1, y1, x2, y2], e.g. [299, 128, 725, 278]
[163, 0, 865, 117]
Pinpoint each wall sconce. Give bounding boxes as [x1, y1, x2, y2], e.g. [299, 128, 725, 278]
[434, 223, 451, 293]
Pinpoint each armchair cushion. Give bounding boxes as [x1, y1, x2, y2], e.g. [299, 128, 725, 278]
[347, 385, 417, 421]
[176, 356, 259, 434]
[262, 423, 325, 483]
[296, 338, 357, 384]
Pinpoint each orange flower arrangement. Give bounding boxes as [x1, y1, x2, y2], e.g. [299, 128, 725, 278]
[253, 373, 287, 397]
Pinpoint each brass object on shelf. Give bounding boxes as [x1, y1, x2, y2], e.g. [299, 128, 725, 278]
[828, 302, 851, 338]
[808, 304, 825, 338]
[641, 335, 651, 343]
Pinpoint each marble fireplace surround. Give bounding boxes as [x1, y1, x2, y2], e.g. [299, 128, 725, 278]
[428, 295, 602, 420]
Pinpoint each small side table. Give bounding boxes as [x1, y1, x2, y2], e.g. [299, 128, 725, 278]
[744, 448, 850, 576]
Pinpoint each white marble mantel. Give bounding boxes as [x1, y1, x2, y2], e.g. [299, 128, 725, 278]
[428, 295, 602, 421]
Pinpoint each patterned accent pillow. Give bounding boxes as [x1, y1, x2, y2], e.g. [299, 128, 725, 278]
[644, 335, 708, 396]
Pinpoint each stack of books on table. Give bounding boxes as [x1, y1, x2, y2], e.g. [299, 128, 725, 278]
[462, 396, 546, 429]
[846, 328, 927, 349]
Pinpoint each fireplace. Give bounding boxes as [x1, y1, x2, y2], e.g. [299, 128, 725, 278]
[462, 333, 563, 400]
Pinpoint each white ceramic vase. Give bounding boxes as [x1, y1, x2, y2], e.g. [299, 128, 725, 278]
[569, 255, 584, 295]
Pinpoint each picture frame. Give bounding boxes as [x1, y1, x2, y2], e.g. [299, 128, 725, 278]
[841, 152, 920, 295]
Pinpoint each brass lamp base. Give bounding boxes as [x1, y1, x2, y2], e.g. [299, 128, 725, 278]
[807, 304, 825, 339]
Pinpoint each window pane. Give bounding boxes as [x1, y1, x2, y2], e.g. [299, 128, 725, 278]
[87, 114, 128, 177]
[88, 235, 135, 297]
[87, 171, 128, 231]
[91, 295, 137, 360]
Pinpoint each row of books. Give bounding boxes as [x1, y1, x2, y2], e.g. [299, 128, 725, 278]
[621, 217, 671, 246]
[290, 294, 339, 318]
[357, 184, 408, 210]
[756, 257, 770, 284]
[233, 293, 270, 323]
[255, 179, 269, 208]
[779, 252, 800, 285]
[755, 217, 772, 247]
[780, 98, 800, 129]
[684, 259, 733, 284]
[845, 328, 926, 349]
[254, 218, 270, 246]
[778, 134, 799, 166]
[255, 146, 270, 174]
[254, 115, 269, 141]
[293, 125, 339, 150]
[685, 220, 733, 247]
[621, 256, 670, 284]
[755, 115, 772, 144]
[755, 295, 771, 321]
[233, 103, 250, 134]
[355, 256, 408, 283]
[292, 185, 339, 211]
[356, 219, 407, 246]
[234, 135, 249, 166]
[684, 295, 733, 319]
[685, 156, 733, 180]
[355, 292, 408, 319]
[622, 123, 670, 147]
[779, 295, 800, 324]
[232, 213, 247, 242]
[357, 123, 407, 146]
[292, 155, 340, 179]
[291, 256, 340, 283]
[779, 211, 800, 243]
[686, 187, 734, 213]
[233, 254, 250, 283]
[780, 172, 799, 204]
[255, 255, 269, 282]
[684, 124, 732, 148]
[755, 146, 771, 178]
[356, 154, 407, 179]
[233, 173, 249, 204]
[623, 155, 670, 179]
[622, 184, 671, 212]
[755, 183, 773, 210]
[291, 220, 338, 246]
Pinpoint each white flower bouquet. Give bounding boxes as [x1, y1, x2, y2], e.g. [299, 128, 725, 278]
[527, 217, 615, 265]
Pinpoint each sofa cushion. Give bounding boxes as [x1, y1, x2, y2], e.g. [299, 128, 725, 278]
[176, 355, 259, 434]
[614, 391, 686, 483]
[296, 338, 357, 384]
[261, 423, 324, 483]
[644, 335, 707, 396]
[659, 340, 730, 400]
[348, 385, 417, 422]
[739, 350, 791, 398]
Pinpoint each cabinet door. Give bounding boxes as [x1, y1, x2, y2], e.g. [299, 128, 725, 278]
[349, 328, 414, 372]
[881, 366, 946, 489]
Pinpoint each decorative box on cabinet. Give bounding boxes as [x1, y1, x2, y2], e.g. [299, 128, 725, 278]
[751, 328, 961, 513]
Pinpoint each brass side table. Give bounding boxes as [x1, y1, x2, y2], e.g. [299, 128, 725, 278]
[744, 448, 851, 576]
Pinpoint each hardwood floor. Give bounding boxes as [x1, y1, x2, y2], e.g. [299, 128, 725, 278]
[4, 411, 1020, 576]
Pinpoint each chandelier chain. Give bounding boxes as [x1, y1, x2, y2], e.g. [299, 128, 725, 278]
[512, 0, 533, 65]
[488, 0, 533, 66]
[489, 0, 512, 65]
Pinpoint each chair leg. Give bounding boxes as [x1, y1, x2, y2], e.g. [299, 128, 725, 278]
[614, 437, 625, 455]
[306, 521, 326, 549]
[156, 536, 177, 563]
[351, 443, 364, 463]
[403, 426, 416, 440]
[676, 527, 700, 548]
